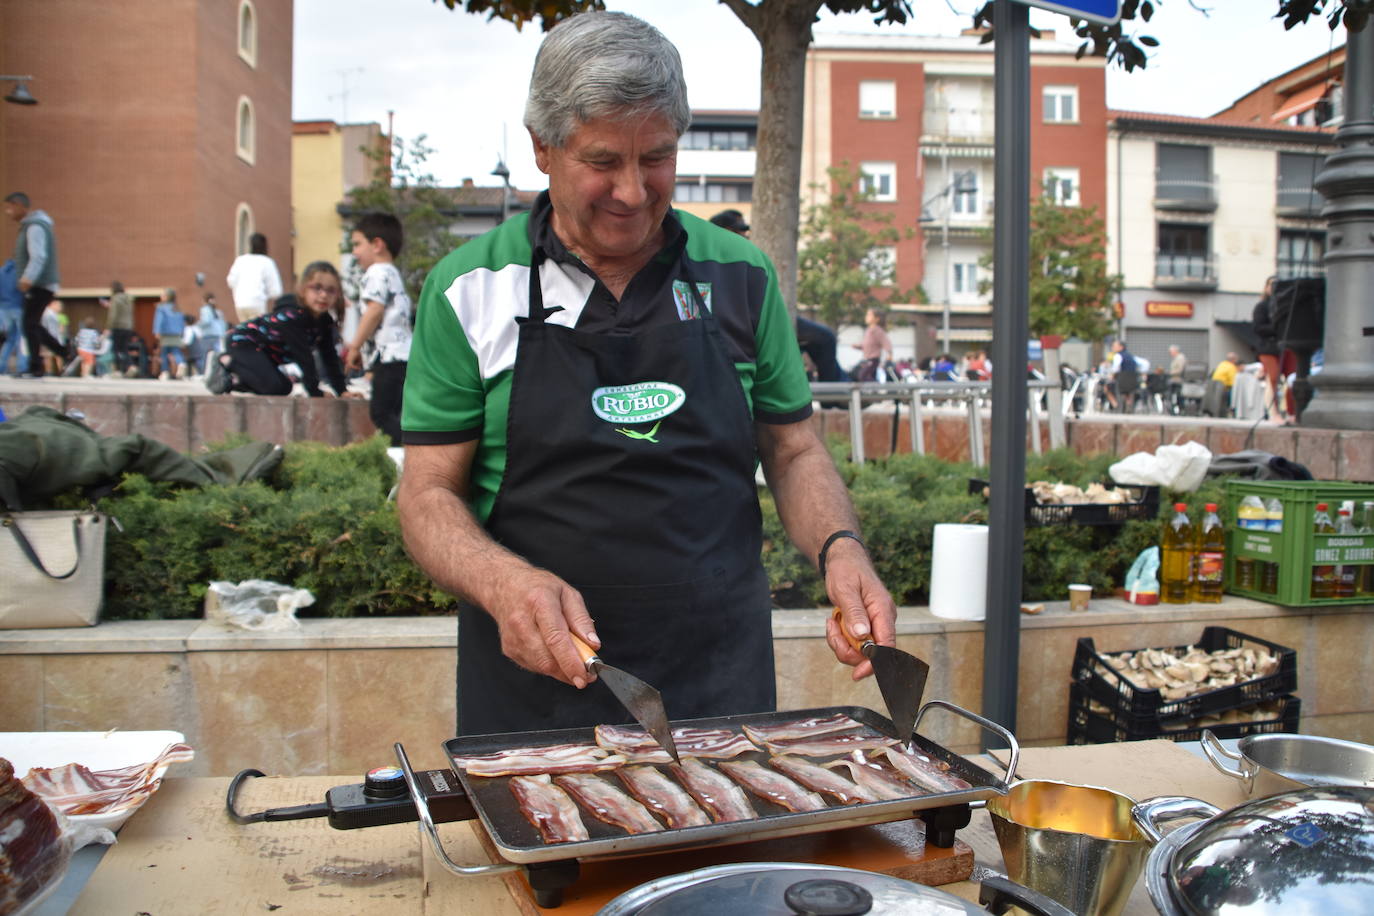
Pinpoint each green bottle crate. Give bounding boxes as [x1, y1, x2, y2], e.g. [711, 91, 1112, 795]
[1224, 479, 1374, 607]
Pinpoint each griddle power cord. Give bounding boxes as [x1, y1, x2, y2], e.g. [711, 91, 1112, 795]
[225, 768, 330, 824]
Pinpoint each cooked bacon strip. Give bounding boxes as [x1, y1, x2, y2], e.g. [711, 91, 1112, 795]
[824, 754, 917, 801]
[509, 775, 589, 844]
[717, 759, 826, 812]
[742, 714, 864, 745]
[755, 730, 899, 758]
[2, 757, 67, 916]
[595, 725, 757, 763]
[877, 746, 972, 794]
[555, 773, 663, 834]
[668, 757, 757, 822]
[768, 755, 874, 805]
[21, 742, 195, 816]
[452, 744, 626, 778]
[618, 765, 711, 829]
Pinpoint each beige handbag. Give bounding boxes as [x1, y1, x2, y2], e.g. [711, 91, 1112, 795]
[0, 510, 107, 628]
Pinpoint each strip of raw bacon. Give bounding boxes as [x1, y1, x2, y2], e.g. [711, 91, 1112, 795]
[509, 775, 589, 844]
[554, 773, 664, 834]
[754, 730, 899, 758]
[717, 759, 827, 812]
[618, 766, 711, 829]
[768, 755, 874, 805]
[452, 744, 625, 778]
[741, 713, 864, 746]
[877, 746, 972, 793]
[668, 757, 757, 822]
[595, 725, 757, 763]
[22, 743, 196, 816]
[824, 753, 917, 801]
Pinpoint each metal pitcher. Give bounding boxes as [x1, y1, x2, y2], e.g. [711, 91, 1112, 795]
[987, 779, 1151, 916]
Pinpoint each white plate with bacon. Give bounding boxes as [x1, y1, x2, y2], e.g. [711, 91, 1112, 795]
[0, 730, 195, 832]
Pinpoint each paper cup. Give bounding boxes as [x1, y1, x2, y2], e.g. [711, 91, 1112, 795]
[1068, 584, 1091, 611]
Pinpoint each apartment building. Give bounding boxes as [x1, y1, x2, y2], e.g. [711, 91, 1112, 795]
[292, 121, 389, 270]
[802, 30, 1107, 360]
[674, 110, 758, 226]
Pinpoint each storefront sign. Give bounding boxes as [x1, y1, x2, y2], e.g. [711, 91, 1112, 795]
[1145, 300, 1195, 318]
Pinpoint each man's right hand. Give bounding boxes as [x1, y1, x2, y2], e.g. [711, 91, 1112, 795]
[486, 567, 600, 689]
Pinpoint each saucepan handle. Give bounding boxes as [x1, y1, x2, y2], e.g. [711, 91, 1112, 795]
[1200, 728, 1245, 780]
[912, 699, 1019, 786]
[978, 873, 1075, 916]
[394, 742, 519, 878]
[1130, 795, 1222, 844]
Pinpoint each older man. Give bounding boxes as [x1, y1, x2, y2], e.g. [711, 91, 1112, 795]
[397, 12, 896, 735]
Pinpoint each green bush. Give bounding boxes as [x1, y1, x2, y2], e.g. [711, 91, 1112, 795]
[91, 437, 1235, 618]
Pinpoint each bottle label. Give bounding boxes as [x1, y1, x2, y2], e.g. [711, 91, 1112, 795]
[1196, 551, 1224, 583]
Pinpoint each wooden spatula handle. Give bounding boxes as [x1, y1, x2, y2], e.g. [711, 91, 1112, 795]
[832, 607, 874, 653]
[569, 632, 599, 671]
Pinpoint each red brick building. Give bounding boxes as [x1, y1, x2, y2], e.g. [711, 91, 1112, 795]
[0, 0, 293, 338]
[803, 30, 1107, 360]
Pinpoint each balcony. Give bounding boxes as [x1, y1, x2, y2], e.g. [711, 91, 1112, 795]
[1276, 182, 1324, 217]
[1153, 176, 1217, 212]
[1155, 253, 1217, 291]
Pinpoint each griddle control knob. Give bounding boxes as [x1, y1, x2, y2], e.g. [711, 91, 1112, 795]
[363, 765, 407, 800]
[783, 878, 874, 916]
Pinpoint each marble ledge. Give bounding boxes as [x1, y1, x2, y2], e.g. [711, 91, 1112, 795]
[3, 597, 1364, 655]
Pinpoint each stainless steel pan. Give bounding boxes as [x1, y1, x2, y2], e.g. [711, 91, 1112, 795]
[1200, 729, 1374, 798]
[422, 701, 1015, 867]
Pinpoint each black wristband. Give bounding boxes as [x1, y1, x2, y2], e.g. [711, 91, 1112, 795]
[818, 529, 865, 579]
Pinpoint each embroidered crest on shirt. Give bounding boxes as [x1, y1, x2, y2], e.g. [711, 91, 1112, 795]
[671, 281, 712, 321]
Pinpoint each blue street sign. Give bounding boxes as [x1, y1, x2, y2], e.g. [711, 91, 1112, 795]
[1010, 0, 1122, 25]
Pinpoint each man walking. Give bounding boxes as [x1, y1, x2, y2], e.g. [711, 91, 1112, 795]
[4, 192, 65, 378]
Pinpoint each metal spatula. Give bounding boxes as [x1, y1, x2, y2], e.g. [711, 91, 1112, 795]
[572, 634, 680, 763]
[833, 607, 929, 745]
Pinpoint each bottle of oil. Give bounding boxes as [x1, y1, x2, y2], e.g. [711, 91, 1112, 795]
[1193, 503, 1225, 602]
[1233, 495, 1265, 591]
[1262, 496, 1284, 594]
[1162, 503, 1194, 604]
[1311, 502, 1338, 600]
[1335, 507, 1357, 598]
[1360, 501, 1374, 598]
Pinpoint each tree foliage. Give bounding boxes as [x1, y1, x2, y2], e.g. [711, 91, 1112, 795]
[797, 163, 917, 329]
[341, 134, 464, 304]
[434, 0, 602, 31]
[978, 187, 1121, 342]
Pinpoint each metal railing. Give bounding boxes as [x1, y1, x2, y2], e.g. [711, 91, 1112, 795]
[809, 377, 1064, 465]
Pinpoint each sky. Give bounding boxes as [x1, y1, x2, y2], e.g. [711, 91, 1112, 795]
[293, 0, 1348, 191]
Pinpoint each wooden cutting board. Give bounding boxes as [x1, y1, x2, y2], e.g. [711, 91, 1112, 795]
[473, 817, 973, 916]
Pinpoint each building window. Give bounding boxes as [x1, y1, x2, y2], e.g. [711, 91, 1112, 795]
[238, 1, 257, 67]
[678, 128, 755, 151]
[1044, 168, 1080, 206]
[952, 262, 979, 295]
[951, 171, 979, 216]
[859, 80, 896, 119]
[673, 182, 751, 203]
[859, 161, 896, 202]
[1277, 152, 1323, 212]
[1277, 229, 1325, 278]
[1156, 143, 1212, 204]
[236, 96, 255, 164]
[1156, 223, 1213, 282]
[1043, 85, 1077, 123]
[866, 247, 897, 285]
[235, 203, 254, 256]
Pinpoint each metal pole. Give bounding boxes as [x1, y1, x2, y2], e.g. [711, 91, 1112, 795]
[982, 0, 1031, 746]
[942, 144, 952, 354]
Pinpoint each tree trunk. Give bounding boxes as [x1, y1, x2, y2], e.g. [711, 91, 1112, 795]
[725, 0, 824, 316]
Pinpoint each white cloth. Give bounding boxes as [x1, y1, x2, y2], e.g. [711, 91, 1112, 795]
[358, 262, 412, 364]
[226, 253, 283, 321]
[1231, 370, 1265, 420]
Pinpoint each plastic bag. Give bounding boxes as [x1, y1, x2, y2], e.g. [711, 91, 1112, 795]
[1124, 546, 1160, 605]
[1109, 441, 1212, 492]
[203, 579, 313, 631]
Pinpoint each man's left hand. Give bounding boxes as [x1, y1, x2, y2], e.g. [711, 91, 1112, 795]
[17, 278, 30, 293]
[823, 537, 897, 681]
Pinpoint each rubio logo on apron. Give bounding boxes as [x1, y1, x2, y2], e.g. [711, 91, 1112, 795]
[591, 382, 687, 424]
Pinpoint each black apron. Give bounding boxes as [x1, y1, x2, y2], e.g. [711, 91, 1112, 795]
[456, 253, 776, 735]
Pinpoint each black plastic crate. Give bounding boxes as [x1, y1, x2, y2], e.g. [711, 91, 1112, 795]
[1072, 627, 1298, 724]
[967, 478, 1159, 527]
[1067, 684, 1300, 744]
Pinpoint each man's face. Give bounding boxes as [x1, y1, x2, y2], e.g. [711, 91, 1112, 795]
[533, 112, 678, 265]
[2, 201, 23, 223]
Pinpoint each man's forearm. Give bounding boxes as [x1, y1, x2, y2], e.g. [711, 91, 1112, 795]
[757, 423, 860, 565]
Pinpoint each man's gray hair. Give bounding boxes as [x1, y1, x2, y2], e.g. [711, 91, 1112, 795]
[524, 11, 690, 148]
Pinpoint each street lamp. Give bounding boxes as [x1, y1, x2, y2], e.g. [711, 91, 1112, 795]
[491, 159, 511, 224]
[2, 76, 36, 105]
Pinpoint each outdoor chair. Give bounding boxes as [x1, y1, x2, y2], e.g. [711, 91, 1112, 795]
[1115, 368, 1140, 413]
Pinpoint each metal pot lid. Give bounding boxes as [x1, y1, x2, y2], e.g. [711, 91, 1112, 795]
[596, 862, 987, 916]
[1166, 785, 1374, 915]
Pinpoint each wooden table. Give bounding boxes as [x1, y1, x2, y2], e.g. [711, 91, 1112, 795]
[67, 740, 1248, 914]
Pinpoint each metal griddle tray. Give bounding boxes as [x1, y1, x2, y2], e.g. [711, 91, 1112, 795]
[442, 700, 1016, 865]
